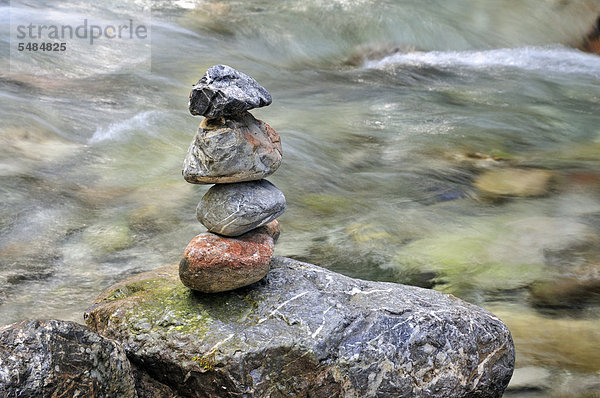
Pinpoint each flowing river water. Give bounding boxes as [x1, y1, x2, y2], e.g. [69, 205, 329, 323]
[2, 0, 600, 396]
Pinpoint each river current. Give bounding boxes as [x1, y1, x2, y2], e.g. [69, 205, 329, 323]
[2, 0, 600, 396]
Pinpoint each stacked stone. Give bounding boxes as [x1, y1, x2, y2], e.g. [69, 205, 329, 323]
[179, 65, 285, 293]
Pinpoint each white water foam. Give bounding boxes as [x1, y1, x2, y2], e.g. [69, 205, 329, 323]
[89, 110, 162, 143]
[365, 46, 600, 79]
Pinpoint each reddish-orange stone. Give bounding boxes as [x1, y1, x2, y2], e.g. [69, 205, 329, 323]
[179, 221, 279, 293]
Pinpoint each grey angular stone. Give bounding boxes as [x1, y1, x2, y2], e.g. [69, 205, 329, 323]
[182, 112, 282, 184]
[85, 256, 515, 398]
[197, 179, 286, 236]
[189, 64, 272, 118]
[0, 319, 137, 398]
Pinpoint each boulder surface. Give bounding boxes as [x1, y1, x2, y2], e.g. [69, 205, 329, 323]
[85, 257, 514, 398]
[0, 319, 137, 398]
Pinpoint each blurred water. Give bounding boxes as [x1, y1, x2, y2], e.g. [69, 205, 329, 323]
[2, 0, 600, 396]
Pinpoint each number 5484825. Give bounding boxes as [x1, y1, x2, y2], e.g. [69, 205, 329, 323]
[17, 42, 67, 51]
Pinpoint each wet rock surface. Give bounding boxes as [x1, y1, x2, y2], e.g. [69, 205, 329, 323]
[474, 168, 556, 198]
[196, 179, 286, 236]
[490, 306, 600, 373]
[188, 64, 272, 118]
[86, 256, 515, 398]
[529, 262, 600, 308]
[182, 112, 282, 184]
[579, 16, 600, 55]
[179, 221, 279, 293]
[132, 363, 182, 398]
[0, 319, 137, 398]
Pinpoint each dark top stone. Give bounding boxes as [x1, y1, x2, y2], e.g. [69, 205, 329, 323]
[85, 256, 515, 398]
[189, 65, 272, 118]
[0, 319, 137, 398]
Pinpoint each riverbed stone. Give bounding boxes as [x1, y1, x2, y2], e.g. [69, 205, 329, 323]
[197, 179, 286, 236]
[183, 112, 282, 184]
[579, 16, 600, 55]
[188, 64, 272, 118]
[473, 168, 556, 198]
[490, 306, 600, 373]
[529, 262, 600, 308]
[0, 319, 137, 398]
[179, 221, 278, 293]
[85, 256, 515, 398]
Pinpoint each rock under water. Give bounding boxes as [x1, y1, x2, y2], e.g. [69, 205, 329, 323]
[85, 256, 514, 398]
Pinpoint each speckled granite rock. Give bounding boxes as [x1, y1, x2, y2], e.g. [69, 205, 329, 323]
[196, 179, 286, 236]
[182, 113, 282, 184]
[179, 221, 279, 293]
[189, 64, 272, 118]
[0, 319, 137, 398]
[85, 256, 515, 398]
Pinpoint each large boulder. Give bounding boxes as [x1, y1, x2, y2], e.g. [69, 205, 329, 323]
[85, 257, 514, 398]
[0, 319, 137, 398]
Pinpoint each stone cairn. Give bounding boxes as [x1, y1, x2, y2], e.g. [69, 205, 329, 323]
[179, 65, 285, 293]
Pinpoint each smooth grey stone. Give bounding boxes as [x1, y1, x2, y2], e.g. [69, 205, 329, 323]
[0, 319, 137, 398]
[86, 256, 515, 398]
[189, 64, 272, 118]
[197, 179, 286, 236]
[182, 112, 282, 184]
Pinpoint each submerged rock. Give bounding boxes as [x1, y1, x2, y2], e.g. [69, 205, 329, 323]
[474, 168, 556, 198]
[179, 221, 279, 293]
[505, 366, 551, 394]
[183, 112, 282, 184]
[529, 262, 600, 308]
[490, 306, 600, 373]
[579, 16, 600, 55]
[197, 179, 286, 236]
[0, 319, 136, 398]
[86, 256, 514, 398]
[393, 215, 597, 296]
[188, 64, 272, 118]
[344, 43, 420, 66]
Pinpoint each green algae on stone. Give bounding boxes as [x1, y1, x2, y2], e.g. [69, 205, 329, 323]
[298, 193, 356, 215]
[91, 266, 265, 337]
[346, 222, 394, 244]
[83, 221, 134, 253]
[392, 216, 598, 296]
